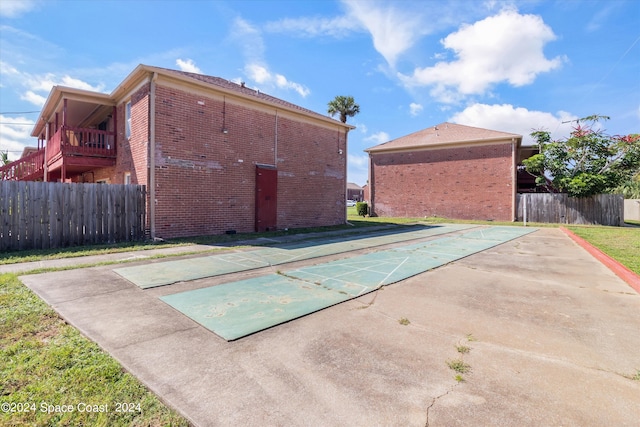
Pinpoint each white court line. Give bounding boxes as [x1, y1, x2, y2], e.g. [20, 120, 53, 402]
[214, 253, 270, 269]
[376, 256, 410, 287]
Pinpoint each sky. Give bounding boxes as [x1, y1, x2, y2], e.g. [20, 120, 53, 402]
[1, 0, 638, 186]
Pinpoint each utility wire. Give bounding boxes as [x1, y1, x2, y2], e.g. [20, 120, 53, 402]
[0, 111, 40, 114]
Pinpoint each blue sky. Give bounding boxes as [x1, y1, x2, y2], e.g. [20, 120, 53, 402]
[1, 0, 638, 186]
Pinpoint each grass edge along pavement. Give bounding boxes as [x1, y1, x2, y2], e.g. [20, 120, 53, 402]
[0, 273, 191, 427]
[562, 226, 640, 293]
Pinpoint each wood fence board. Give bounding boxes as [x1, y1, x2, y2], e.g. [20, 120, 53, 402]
[517, 193, 623, 226]
[0, 181, 146, 251]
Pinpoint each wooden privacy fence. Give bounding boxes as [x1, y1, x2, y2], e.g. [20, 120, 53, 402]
[516, 193, 624, 226]
[1, 181, 146, 251]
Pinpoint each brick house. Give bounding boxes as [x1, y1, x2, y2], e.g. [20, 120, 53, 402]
[5, 65, 353, 238]
[346, 182, 364, 201]
[365, 122, 532, 221]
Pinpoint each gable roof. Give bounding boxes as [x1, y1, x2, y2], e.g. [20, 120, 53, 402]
[32, 64, 354, 137]
[124, 65, 355, 130]
[365, 122, 522, 154]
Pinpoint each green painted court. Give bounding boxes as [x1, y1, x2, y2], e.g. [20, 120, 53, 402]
[114, 224, 475, 288]
[159, 226, 537, 340]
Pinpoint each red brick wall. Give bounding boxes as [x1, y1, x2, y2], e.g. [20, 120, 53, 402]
[370, 143, 514, 221]
[149, 84, 346, 238]
[92, 84, 150, 185]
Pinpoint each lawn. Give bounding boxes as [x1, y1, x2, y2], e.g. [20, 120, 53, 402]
[0, 273, 190, 427]
[565, 225, 640, 275]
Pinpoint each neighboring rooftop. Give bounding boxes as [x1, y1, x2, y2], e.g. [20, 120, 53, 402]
[365, 122, 522, 153]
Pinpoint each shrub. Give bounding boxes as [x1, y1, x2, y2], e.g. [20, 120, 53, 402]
[356, 202, 368, 217]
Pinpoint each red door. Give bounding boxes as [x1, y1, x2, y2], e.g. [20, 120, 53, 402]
[255, 165, 277, 232]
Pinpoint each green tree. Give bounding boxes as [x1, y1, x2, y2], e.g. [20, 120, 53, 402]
[1, 150, 9, 166]
[523, 115, 640, 197]
[327, 95, 360, 123]
[612, 172, 640, 198]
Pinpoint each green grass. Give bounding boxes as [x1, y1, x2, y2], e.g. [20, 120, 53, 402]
[0, 273, 190, 427]
[456, 345, 471, 354]
[566, 225, 640, 274]
[446, 359, 471, 374]
[0, 221, 392, 266]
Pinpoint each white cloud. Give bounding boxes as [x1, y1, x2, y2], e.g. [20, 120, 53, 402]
[409, 102, 423, 117]
[245, 63, 270, 84]
[0, 115, 36, 160]
[400, 9, 565, 103]
[20, 90, 46, 106]
[231, 17, 310, 98]
[342, 0, 427, 68]
[0, 0, 37, 18]
[59, 75, 105, 92]
[16, 72, 106, 106]
[265, 15, 358, 38]
[364, 131, 390, 144]
[176, 58, 202, 74]
[347, 153, 369, 186]
[2, 64, 106, 106]
[27, 73, 105, 93]
[449, 103, 578, 144]
[586, 3, 618, 32]
[231, 17, 265, 63]
[244, 63, 311, 97]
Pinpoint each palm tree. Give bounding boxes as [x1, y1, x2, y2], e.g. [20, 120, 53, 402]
[1, 150, 9, 166]
[327, 95, 360, 123]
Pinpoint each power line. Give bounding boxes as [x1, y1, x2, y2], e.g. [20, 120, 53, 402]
[0, 111, 41, 114]
[0, 122, 35, 125]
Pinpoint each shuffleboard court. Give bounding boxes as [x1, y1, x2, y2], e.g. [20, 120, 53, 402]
[115, 224, 475, 288]
[161, 226, 537, 340]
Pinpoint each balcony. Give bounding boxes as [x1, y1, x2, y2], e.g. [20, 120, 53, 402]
[0, 149, 45, 181]
[45, 126, 117, 180]
[1, 125, 117, 182]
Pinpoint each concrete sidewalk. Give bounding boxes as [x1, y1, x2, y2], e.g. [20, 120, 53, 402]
[16, 227, 640, 426]
[0, 224, 401, 275]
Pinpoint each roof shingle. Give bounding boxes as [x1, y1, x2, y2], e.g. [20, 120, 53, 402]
[365, 122, 522, 153]
[156, 66, 344, 126]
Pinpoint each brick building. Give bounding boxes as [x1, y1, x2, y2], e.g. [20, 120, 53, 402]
[346, 182, 364, 201]
[18, 65, 354, 238]
[365, 123, 530, 222]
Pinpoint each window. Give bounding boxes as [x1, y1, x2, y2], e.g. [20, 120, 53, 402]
[124, 172, 131, 185]
[125, 101, 131, 139]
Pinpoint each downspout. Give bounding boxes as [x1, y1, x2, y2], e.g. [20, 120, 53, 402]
[343, 128, 348, 224]
[512, 138, 517, 222]
[368, 153, 374, 215]
[61, 99, 67, 182]
[274, 110, 278, 166]
[44, 122, 49, 182]
[149, 73, 158, 239]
